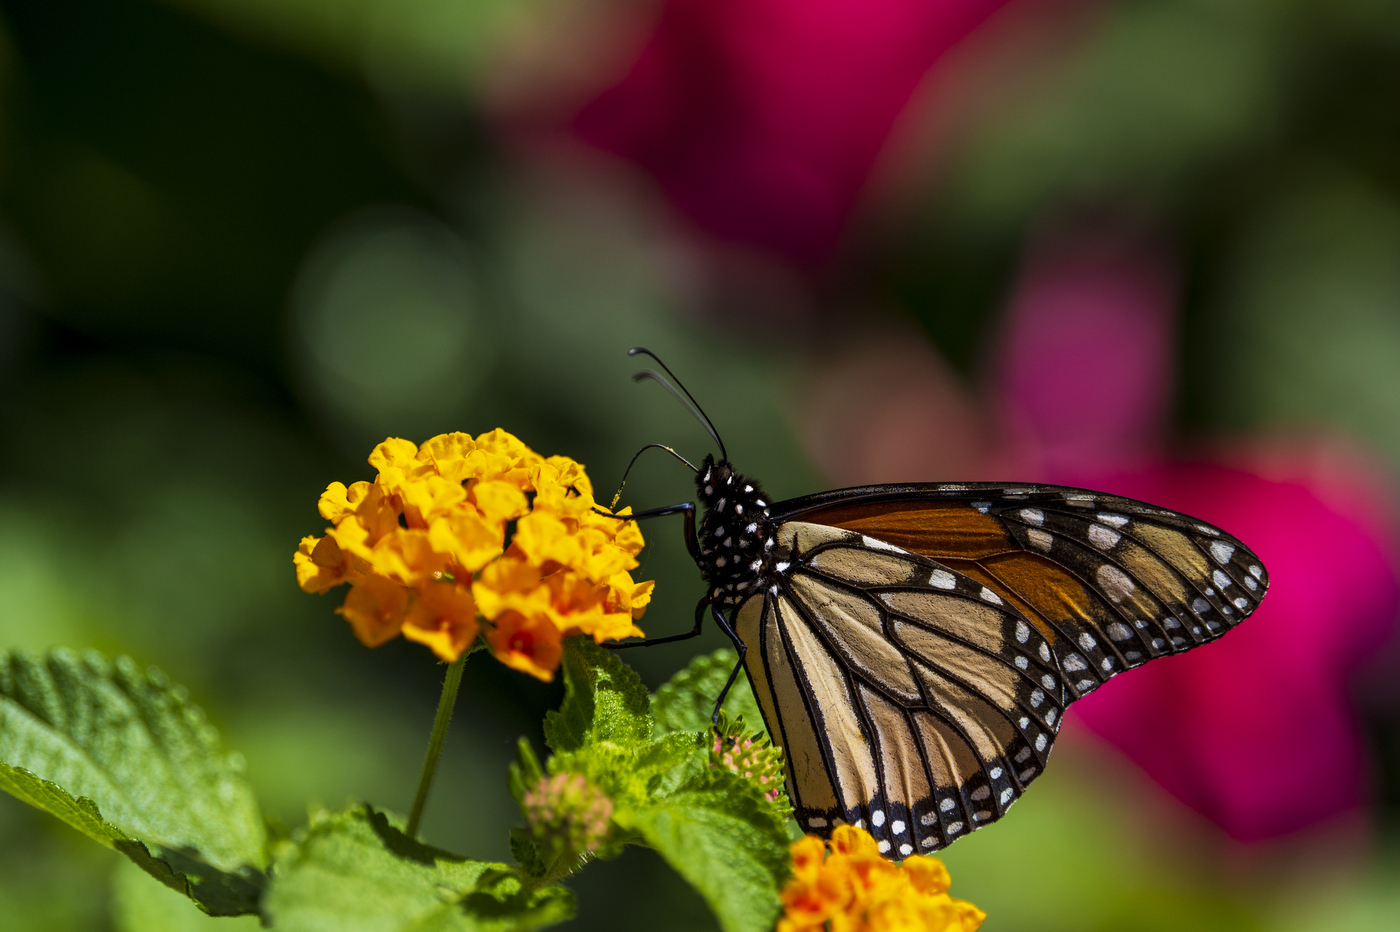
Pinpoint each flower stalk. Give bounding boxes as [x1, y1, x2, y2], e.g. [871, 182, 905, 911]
[406, 653, 467, 839]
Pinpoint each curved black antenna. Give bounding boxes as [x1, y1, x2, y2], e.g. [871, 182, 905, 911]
[628, 347, 728, 461]
[608, 442, 699, 510]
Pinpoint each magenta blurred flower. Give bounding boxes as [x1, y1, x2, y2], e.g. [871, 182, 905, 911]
[801, 230, 1400, 840]
[573, 0, 1007, 268]
[1000, 232, 1400, 840]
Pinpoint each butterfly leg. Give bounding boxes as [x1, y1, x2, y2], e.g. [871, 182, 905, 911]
[593, 501, 700, 563]
[607, 596, 710, 650]
[708, 603, 747, 727]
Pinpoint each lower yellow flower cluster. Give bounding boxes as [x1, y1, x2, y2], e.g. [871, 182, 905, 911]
[294, 429, 653, 679]
[779, 825, 984, 932]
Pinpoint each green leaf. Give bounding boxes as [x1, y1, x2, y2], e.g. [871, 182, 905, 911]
[111, 859, 261, 932]
[0, 649, 266, 915]
[651, 649, 764, 738]
[620, 769, 789, 932]
[264, 805, 575, 932]
[542, 638, 651, 754]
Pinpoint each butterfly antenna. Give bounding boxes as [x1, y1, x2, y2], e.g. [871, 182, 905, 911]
[609, 442, 698, 510]
[628, 347, 728, 462]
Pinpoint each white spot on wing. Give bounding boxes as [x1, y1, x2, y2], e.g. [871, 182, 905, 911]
[1088, 524, 1121, 549]
[1000, 788, 1014, 805]
[1213, 570, 1232, 588]
[1016, 621, 1030, 643]
[1019, 508, 1044, 526]
[863, 536, 904, 554]
[1027, 528, 1054, 552]
[1107, 622, 1132, 641]
[971, 787, 990, 801]
[929, 569, 957, 589]
[1249, 565, 1262, 579]
[1196, 524, 1220, 536]
[899, 843, 913, 857]
[939, 798, 955, 813]
[1097, 564, 1136, 602]
[1041, 674, 1056, 689]
[1039, 642, 1051, 662]
[808, 816, 827, 828]
[980, 587, 1003, 605]
[1210, 541, 1236, 564]
[872, 810, 886, 827]
[1030, 689, 1044, 707]
[878, 839, 891, 853]
[1035, 734, 1047, 751]
[1079, 633, 1097, 651]
[1244, 576, 1258, 591]
[947, 822, 964, 834]
[1015, 656, 1029, 670]
[1097, 513, 1129, 528]
[1064, 654, 1087, 672]
[1234, 597, 1249, 609]
[1192, 598, 1211, 614]
[892, 820, 906, 835]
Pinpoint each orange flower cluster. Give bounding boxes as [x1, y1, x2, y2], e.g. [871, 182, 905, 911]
[294, 430, 653, 679]
[779, 825, 985, 932]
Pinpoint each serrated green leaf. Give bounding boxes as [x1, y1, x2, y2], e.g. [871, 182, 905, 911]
[620, 769, 789, 932]
[651, 649, 764, 738]
[0, 649, 266, 915]
[265, 805, 574, 932]
[542, 638, 651, 754]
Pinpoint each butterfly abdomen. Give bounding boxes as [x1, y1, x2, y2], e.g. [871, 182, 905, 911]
[696, 456, 783, 608]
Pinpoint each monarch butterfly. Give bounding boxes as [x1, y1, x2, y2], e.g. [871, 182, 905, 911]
[609, 349, 1268, 859]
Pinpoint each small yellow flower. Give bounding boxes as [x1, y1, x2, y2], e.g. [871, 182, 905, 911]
[295, 430, 652, 677]
[777, 825, 984, 932]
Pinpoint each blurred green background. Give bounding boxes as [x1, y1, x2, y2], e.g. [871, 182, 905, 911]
[0, 0, 1397, 929]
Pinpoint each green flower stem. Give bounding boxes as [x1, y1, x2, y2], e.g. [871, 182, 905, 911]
[406, 654, 467, 840]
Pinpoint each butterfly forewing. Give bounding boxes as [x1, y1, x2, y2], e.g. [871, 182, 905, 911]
[731, 483, 1269, 851]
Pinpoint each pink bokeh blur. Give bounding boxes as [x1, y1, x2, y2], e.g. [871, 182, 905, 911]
[803, 230, 1400, 840]
[574, 0, 1007, 268]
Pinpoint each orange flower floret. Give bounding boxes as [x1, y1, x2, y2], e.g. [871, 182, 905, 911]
[777, 825, 984, 932]
[294, 430, 652, 676]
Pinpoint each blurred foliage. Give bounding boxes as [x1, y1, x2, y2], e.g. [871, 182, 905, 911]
[0, 0, 1396, 928]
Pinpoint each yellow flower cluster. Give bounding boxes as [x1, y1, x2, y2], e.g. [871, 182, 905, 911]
[294, 429, 653, 679]
[779, 825, 984, 932]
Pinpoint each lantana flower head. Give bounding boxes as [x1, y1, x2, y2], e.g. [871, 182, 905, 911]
[295, 429, 653, 679]
[778, 824, 984, 932]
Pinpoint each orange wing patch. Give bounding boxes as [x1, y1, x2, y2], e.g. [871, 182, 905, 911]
[804, 501, 1017, 561]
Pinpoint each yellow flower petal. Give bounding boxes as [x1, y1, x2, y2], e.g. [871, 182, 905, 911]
[485, 610, 563, 682]
[427, 507, 504, 574]
[402, 582, 479, 662]
[472, 479, 530, 525]
[336, 577, 410, 648]
[416, 432, 479, 483]
[366, 528, 449, 586]
[368, 437, 420, 472]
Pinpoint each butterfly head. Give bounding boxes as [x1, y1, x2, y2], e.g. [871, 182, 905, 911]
[695, 455, 782, 606]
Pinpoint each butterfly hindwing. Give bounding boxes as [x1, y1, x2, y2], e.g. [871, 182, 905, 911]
[735, 521, 1065, 855]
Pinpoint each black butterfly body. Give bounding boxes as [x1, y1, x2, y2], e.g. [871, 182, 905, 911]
[682, 456, 1268, 858]
[614, 349, 1268, 859]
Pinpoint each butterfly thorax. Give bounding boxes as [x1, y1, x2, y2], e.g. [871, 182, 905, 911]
[695, 456, 781, 608]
